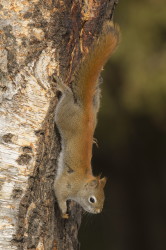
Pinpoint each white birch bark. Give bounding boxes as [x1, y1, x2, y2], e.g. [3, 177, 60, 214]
[0, 1, 57, 248]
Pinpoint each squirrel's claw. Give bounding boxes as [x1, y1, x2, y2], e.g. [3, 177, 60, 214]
[62, 213, 69, 219]
[52, 75, 71, 93]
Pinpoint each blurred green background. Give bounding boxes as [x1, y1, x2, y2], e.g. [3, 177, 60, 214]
[79, 0, 166, 249]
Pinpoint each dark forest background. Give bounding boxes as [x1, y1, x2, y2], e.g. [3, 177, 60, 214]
[79, 0, 166, 249]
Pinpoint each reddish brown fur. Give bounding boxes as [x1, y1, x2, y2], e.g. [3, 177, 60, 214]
[74, 22, 119, 172]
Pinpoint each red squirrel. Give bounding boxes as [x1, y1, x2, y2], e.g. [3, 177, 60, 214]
[54, 21, 120, 218]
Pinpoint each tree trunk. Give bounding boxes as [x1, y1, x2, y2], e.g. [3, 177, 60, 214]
[0, 0, 117, 249]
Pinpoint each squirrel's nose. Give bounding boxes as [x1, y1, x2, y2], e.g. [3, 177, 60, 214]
[96, 208, 101, 213]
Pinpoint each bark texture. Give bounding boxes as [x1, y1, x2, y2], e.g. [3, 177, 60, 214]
[0, 0, 117, 249]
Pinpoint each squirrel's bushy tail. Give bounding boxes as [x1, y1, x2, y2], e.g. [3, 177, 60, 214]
[74, 21, 120, 107]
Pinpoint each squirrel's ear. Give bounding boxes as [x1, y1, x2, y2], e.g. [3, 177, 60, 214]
[86, 179, 98, 188]
[100, 177, 107, 188]
[97, 174, 102, 180]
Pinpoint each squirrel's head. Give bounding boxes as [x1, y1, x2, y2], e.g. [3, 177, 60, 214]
[77, 176, 107, 214]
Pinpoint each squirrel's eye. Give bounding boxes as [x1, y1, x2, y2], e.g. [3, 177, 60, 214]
[88, 196, 96, 204]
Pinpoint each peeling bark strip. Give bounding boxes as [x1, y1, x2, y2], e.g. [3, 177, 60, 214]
[0, 0, 117, 249]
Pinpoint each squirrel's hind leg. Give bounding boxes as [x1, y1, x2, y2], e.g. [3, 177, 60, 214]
[53, 75, 72, 94]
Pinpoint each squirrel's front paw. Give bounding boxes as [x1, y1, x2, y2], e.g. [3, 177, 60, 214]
[62, 213, 69, 219]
